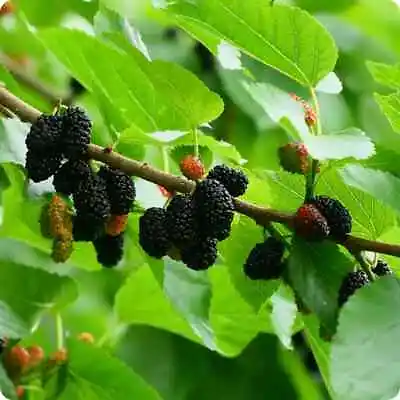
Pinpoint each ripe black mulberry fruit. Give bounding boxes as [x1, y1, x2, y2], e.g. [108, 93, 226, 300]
[193, 179, 234, 241]
[311, 195, 351, 239]
[72, 214, 102, 242]
[139, 207, 171, 258]
[98, 166, 135, 214]
[93, 233, 124, 267]
[166, 194, 197, 247]
[25, 149, 62, 183]
[338, 270, 369, 307]
[244, 237, 285, 280]
[181, 238, 218, 270]
[53, 160, 92, 195]
[294, 204, 330, 241]
[372, 259, 393, 277]
[25, 114, 62, 152]
[60, 106, 92, 159]
[207, 164, 249, 197]
[73, 176, 111, 225]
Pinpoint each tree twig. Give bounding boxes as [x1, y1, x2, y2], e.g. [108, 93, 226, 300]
[1, 85, 400, 257]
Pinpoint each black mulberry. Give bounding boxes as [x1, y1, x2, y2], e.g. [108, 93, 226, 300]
[61, 106, 92, 159]
[93, 233, 124, 267]
[53, 160, 92, 195]
[72, 214, 103, 242]
[338, 270, 369, 307]
[166, 194, 197, 247]
[193, 179, 234, 241]
[207, 164, 249, 197]
[25, 114, 62, 152]
[181, 238, 218, 270]
[244, 237, 285, 280]
[312, 196, 352, 239]
[139, 207, 170, 258]
[372, 259, 393, 277]
[73, 176, 110, 225]
[25, 149, 62, 182]
[98, 166, 135, 214]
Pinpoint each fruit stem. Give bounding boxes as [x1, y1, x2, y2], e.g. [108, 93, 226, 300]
[304, 87, 322, 201]
[55, 313, 64, 350]
[354, 251, 375, 281]
[192, 128, 199, 158]
[310, 87, 322, 136]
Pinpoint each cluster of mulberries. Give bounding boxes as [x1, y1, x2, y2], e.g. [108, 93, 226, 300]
[244, 236, 286, 280]
[67, 164, 135, 268]
[293, 195, 352, 241]
[30, 109, 136, 268]
[25, 107, 92, 183]
[139, 164, 248, 270]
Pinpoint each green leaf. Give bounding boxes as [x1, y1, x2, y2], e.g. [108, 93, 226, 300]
[0, 301, 28, 338]
[288, 239, 353, 330]
[56, 339, 161, 399]
[340, 164, 400, 216]
[219, 216, 279, 312]
[303, 128, 375, 161]
[161, 2, 337, 86]
[161, 258, 217, 351]
[38, 29, 223, 131]
[0, 364, 16, 400]
[303, 316, 335, 397]
[115, 265, 202, 345]
[270, 285, 298, 350]
[367, 61, 400, 90]
[208, 265, 263, 356]
[331, 277, 400, 400]
[170, 131, 243, 164]
[0, 261, 77, 337]
[315, 72, 343, 94]
[317, 168, 396, 240]
[244, 82, 307, 141]
[16, 0, 98, 26]
[374, 92, 400, 134]
[294, 0, 356, 13]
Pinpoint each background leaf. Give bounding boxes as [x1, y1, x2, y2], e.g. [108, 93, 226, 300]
[340, 164, 400, 216]
[161, 2, 338, 86]
[331, 277, 400, 400]
[0, 261, 77, 337]
[303, 128, 375, 160]
[56, 339, 161, 400]
[38, 29, 224, 131]
[374, 92, 400, 134]
[368, 61, 400, 90]
[288, 239, 353, 331]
